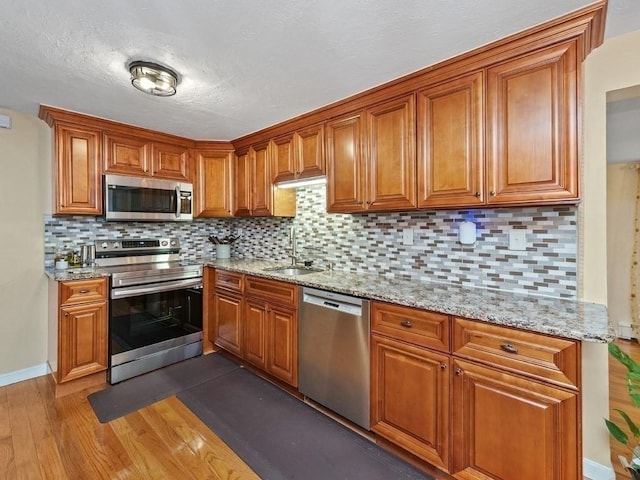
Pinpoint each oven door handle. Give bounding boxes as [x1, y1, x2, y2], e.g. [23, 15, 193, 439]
[111, 278, 203, 299]
[175, 185, 181, 218]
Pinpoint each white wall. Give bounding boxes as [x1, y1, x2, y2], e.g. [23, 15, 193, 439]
[582, 29, 640, 473]
[0, 108, 51, 377]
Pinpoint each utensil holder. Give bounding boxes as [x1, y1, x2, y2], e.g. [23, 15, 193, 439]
[216, 244, 231, 259]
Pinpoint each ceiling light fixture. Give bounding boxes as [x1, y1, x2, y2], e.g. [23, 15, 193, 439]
[129, 61, 178, 97]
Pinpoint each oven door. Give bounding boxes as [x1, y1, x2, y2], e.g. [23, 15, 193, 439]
[109, 278, 202, 383]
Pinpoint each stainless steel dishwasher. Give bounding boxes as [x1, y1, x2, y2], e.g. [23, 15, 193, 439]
[298, 287, 370, 430]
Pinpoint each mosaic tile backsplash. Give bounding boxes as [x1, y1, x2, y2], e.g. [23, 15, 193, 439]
[44, 184, 578, 298]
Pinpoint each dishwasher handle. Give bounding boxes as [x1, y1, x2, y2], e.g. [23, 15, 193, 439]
[303, 290, 364, 316]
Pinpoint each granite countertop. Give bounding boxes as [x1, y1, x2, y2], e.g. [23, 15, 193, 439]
[45, 258, 612, 343]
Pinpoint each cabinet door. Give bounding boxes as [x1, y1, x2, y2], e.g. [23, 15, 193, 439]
[251, 142, 273, 216]
[326, 113, 365, 212]
[366, 95, 417, 211]
[233, 149, 251, 216]
[267, 304, 298, 387]
[296, 123, 325, 179]
[244, 298, 267, 370]
[452, 359, 579, 480]
[212, 292, 243, 357]
[371, 335, 450, 471]
[151, 143, 191, 181]
[103, 132, 150, 176]
[486, 41, 579, 205]
[195, 149, 234, 217]
[272, 134, 296, 183]
[418, 72, 484, 208]
[58, 302, 108, 383]
[55, 124, 102, 215]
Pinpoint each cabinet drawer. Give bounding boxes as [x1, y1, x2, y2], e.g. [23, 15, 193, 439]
[371, 301, 450, 352]
[245, 276, 298, 307]
[59, 278, 108, 305]
[214, 269, 244, 292]
[452, 317, 580, 390]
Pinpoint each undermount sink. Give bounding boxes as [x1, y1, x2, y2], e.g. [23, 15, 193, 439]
[263, 266, 324, 276]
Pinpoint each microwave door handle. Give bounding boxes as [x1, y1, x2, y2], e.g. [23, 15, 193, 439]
[175, 185, 181, 218]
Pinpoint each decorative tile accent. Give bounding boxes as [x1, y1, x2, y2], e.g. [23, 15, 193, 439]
[44, 184, 578, 299]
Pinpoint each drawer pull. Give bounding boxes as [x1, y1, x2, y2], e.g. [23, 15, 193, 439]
[79, 289, 90, 294]
[500, 343, 518, 354]
[400, 320, 413, 328]
[440, 363, 447, 370]
[455, 368, 462, 376]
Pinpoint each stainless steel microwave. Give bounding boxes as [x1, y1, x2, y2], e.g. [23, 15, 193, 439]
[104, 174, 193, 222]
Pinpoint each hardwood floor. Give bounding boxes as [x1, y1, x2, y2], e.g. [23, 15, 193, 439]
[610, 339, 640, 480]
[0, 375, 259, 479]
[2, 346, 633, 480]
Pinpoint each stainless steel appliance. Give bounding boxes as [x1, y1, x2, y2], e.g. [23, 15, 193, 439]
[95, 238, 203, 384]
[298, 287, 371, 430]
[104, 174, 193, 222]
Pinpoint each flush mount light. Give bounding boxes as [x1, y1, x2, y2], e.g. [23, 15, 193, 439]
[275, 177, 327, 189]
[129, 61, 178, 97]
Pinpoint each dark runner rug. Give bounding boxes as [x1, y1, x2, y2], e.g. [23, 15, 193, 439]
[88, 353, 240, 423]
[178, 367, 434, 480]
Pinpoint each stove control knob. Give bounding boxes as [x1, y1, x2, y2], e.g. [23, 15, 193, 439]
[161, 240, 169, 247]
[170, 240, 177, 246]
[112, 242, 120, 249]
[101, 242, 109, 249]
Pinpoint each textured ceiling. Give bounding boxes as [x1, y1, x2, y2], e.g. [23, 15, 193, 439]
[0, 1, 638, 140]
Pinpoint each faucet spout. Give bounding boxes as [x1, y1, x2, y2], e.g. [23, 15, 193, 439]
[289, 226, 298, 266]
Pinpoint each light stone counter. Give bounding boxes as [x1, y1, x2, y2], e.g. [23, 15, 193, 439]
[44, 258, 612, 342]
[204, 258, 612, 343]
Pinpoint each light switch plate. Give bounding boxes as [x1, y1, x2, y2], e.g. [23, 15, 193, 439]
[508, 229, 527, 251]
[402, 228, 414, 246]
[0, 114, 11, 129]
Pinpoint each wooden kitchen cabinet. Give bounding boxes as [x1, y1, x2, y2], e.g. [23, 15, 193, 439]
[103, 131, 192, 181]
[451, 358, 579, 480]
[244, 275, 298, 386]
[326, 94, 416, 213]
[371, 334, 450, 471]
[194, 146, 234, 217]
[233, 144, 296, 217]
[212, 291, 244, 357]
[417, 71, 485, 208]
[272, 123, 325, 183]
[485, 40, 579, 205]
[55, 278, 108, 384]
[52, 123, 103, 215]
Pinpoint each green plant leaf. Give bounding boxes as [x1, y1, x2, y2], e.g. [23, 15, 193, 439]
[616, 409, 640, 438]
[606, 418, 630, 445]
[610, 343, 640, 373]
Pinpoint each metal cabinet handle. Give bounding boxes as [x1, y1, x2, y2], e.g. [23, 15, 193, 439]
[475, 192, 481, 197]
[455, 368, 462, 376]
[400, 320, 413, 328]
[440, 363, 447, 370]
[490, 190, 496, 196]
[79, 289, 90, 294]
[500, 343, 518, 354]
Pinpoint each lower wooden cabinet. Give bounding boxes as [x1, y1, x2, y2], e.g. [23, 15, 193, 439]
[212, 291, 244, 357]
[451, 359, 579, 480]
[211, 271, 298, 387]
[51, 278, 108, 385]
[371, 334, 450, 471]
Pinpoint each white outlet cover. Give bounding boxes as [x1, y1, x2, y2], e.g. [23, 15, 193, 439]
[0, 114, 11, 129]
[508, 229, 527, 251]
[402, 228, 414, 246]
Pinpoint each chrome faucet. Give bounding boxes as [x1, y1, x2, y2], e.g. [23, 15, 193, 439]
[289, 226, 298, 266]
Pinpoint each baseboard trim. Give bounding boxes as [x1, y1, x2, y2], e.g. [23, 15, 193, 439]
[584, 458, 615, 480]
[0, 363, 50, 387]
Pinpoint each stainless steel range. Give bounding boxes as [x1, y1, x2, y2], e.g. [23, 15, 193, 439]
[95, 238, 203, 384]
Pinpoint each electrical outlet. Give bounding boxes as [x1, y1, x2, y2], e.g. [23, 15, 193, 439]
[402, 228, 414, 246]
[236, 228, 243, 237]
[508, 229, 526, 251]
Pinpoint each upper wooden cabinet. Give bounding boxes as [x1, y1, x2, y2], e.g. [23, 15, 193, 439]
[486, 41, 579, 205]
[326, 94, 416, 213]
[417, 71, 485, 208]
[234, 144, 296, 217]
[103, 132, 192, 182]
[272, 123, 325, 183]
[53, 123, 102, 215]
[194, 146, 234, 218]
